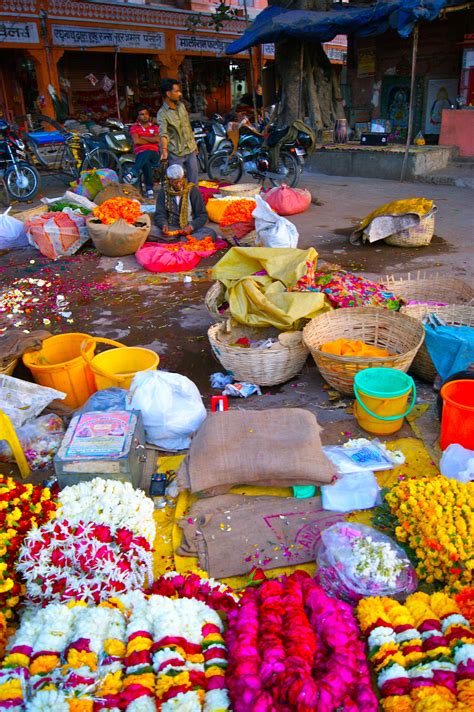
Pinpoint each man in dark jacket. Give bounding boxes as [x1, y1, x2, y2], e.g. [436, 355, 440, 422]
[152, 164, 217, 241]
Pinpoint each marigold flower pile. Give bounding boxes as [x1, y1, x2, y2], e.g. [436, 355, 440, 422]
[0, 475, 56, 619]
[219, 198, 256, 227]
[226, 570, 378, 711]
[385, 476, 473, 590]
[357, 590, 474, 711]
[0, 581, 231, 711]
[456, 588, 474, 628]
[93, 197, 142, 225]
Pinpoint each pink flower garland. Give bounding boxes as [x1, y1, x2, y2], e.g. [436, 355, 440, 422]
[16, 519, 153, 604]
[226, 571, 378, 712]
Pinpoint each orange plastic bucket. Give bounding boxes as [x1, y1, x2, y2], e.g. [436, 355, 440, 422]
[22, 332, 96, 408]
[440, 379, 474, 450]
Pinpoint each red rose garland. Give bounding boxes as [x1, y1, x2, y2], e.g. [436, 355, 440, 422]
[146, 572, 238, 614]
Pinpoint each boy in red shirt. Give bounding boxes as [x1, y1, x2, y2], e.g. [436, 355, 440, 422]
[126, 105, 161, 199]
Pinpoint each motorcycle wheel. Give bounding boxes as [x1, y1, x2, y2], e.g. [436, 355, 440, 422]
[270, 151, 300, 188]
[207, 151, 243, 184]
[4, 162, 40, 201]
[82, 148, 122, 180]
[197, 143, 208, 173]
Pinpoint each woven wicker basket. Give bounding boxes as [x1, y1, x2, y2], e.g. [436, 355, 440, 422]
[401, 304, 474, 382]
[219, 184, 261, 198]
[208, 321, 309, 386]
[382, 271, 474, 306]
[384, 210, 436, 247]
[205, 281, 230, 322]
[303, 307, 424, 395]
[220, 225, 257, 247]
[0, 358, 18, 376]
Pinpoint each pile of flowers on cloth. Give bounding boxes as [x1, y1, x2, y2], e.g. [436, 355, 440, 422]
[0, 476, 56, 620]
[378, 476, 473, 590]
[226, 570, 378, 711]
[357, 590, 474, 711]
[16, 479, 157, 605]
[135, 236, 227, 274]
[219, 199, 256, 227]
[0, 576, 233, 711]
[93, 198, 142, 225]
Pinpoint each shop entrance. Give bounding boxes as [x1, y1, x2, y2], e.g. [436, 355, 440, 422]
[0, 50, 39, 121]
[179, 56, 249, 118]
[58, 51, 162, 122]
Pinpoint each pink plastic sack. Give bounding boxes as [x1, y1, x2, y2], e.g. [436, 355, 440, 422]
[135, 243, 201, 273]
[264, 184, 312, 216]
[25, 210, 88, 259]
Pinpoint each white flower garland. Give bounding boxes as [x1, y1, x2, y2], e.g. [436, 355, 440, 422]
[58, 478, 156, 544]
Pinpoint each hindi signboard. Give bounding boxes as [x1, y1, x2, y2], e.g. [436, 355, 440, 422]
[51, 25, 165, 50]
[175, 34, 232, 55]
[0, 22, 39, 44]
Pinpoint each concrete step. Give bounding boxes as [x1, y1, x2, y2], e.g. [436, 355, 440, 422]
[414, 164, 474, 189]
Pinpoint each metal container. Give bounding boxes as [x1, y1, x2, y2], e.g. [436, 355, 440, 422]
[54, 410, 146, 489]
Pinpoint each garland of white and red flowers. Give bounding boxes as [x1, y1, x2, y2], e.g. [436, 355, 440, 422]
[16, 519, 153, 605]
[225, 570, 378, 712]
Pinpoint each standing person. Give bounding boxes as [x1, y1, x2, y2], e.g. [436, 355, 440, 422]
[156, 78, 199, 185]
[152, 164, 216, 242]
[126, 105, 161, 199]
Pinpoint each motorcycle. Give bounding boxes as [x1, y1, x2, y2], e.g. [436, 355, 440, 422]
[192, 114, 233, 174]
[0, 119, 40, 201]
[99, 118, 135, 179]
[207, 123, 312, 188]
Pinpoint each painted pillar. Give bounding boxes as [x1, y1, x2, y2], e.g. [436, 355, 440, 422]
[25, 47, 62, 118]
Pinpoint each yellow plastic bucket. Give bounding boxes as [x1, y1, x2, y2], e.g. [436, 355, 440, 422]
[81, 337, 159, 390]
[353, 367, 416, 435]
[22, 332, 97, 408]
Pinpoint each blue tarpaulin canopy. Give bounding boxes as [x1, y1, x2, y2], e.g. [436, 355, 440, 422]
[226, 0, 451, 54]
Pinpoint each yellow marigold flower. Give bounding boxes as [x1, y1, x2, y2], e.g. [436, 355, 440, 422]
[67, 650, 97, 671]
[103, 639, 126, 658]
[125, 636, 152, 654]
[6, 597, 19, 610]
[124, 673, 155, 691]
[457, 679, 474, 706]
[66, 601, 87, 609]
[67, 700, 94, 712]
[0, 580, 14, 594]
[186, 653, 205, 663]
[205, 666, 225, 678]
[381, 696, 412, 712]
[98, 671, 123, 696]
[203, 633, 224, 643]
[155, 671, 189, 697]
[0, 679, 23, 701]
[3, 653, 29, 668]
[30, 654, 60, 675]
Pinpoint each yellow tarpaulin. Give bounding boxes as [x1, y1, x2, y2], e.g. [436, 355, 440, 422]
[152, 438, 439, 588]
[211, 247, 330, 330]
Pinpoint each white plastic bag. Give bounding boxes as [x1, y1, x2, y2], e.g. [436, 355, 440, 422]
[252, 195, 299, 248]
[440, 443, 474, 483]
[0, 208, 28, 249]
[321, 471, 381, 512]
[0, 375, 66, 428]
[126, 371, 206, 450]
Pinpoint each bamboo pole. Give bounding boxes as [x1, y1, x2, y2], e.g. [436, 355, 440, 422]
[114, 46, 122, 123]
[400, 24, 419, 182]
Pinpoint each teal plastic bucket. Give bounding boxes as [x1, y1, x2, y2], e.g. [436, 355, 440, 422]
[353, 368, 416, 434]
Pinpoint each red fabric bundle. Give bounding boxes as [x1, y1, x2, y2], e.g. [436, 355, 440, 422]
[264, 184, 312, 216]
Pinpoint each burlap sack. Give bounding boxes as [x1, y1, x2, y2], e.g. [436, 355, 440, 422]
[86, 214, 150, 257]
[94, 184, 144, 205]
[178, 493, 344, 578]
[177, 408, 336, 495]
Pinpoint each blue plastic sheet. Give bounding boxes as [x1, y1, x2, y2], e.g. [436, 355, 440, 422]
[424, 324, 474, 381]
[226, 1, 450, 54]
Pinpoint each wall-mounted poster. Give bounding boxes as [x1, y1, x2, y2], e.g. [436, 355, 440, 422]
[424, 78, 458, 134]
[357, 48, 376, 77]
[381, 76, 423, 143]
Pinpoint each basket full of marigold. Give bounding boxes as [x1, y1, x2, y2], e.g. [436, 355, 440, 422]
[87, 197, 150, 256]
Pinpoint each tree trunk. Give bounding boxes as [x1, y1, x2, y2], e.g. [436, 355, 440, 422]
[270, 0, 344, 129]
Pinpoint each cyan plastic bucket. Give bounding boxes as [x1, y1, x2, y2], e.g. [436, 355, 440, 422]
[353, 368, 416, 435]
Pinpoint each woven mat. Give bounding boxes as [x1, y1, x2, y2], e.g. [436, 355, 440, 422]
[152, 437, 439, 588]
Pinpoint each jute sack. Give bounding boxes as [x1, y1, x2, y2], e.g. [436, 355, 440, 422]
[94, 183, 144, 205]
[86, 214, 150, 257]
[177, 408, 336, 496]
[178, 493, 344, 578]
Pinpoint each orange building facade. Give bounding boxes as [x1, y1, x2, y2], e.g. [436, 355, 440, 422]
[0, 0, 345, 122]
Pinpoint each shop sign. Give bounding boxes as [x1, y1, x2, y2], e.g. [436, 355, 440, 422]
[175, 34, 233, 55]
[51, 25, 165, 50]
[0, 21, 39, 44]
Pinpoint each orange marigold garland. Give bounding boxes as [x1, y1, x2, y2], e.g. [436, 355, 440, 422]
[93, 197, 142, 225]
[456, 587, 474, 628]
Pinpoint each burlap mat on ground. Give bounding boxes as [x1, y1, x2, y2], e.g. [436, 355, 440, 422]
[177, 408, 336, 496]
[178, 493, 344, 578]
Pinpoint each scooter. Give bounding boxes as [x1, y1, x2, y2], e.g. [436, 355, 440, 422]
[0, 119, 40, 201]
[192, 114, 233, 173]
[100, 118, 136, 178]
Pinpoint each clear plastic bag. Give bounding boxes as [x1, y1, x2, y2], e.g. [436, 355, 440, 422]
[321, 471, 381, 512]
[316, 522, 417, 603]
[0, 414, 64, 470]
[0, 208, 28, 249]
[77, 387, 128, 414]
[440, 443, 474, 483]
[0, 375, 66, 428]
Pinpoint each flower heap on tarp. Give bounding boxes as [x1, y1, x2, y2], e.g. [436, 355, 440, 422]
[93, 197, 142, 225]
[219, 199, 256, 227]
[384, 476, 473, 590]
[0, 476, 56, 619]
[226, 570, 377, 712]
[57, 478, 156, 545]
[357, 590, 474, 711]
[16, 519, 153, 605]
[0, 584, 231, 711]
